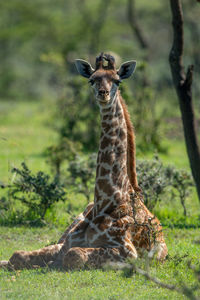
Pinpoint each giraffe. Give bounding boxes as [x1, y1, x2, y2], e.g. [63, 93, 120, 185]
[0, 53, 167, 271]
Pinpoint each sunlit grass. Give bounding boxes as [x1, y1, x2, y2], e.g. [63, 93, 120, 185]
[0, 227, 199, 300]
[0, 100, 57, 182]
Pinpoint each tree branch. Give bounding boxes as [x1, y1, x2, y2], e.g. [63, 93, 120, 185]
[106, 261, 199, 300]
[127, 0, 149, 50]
[132, 264, 199, 300]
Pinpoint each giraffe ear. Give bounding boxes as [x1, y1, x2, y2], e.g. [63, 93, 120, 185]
[117, 61, 137, 79]
[75, 59, 94, 78]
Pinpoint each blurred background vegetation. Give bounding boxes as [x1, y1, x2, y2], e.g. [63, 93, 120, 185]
[1, 0, 200, 98]
[0, 0, 200, 227]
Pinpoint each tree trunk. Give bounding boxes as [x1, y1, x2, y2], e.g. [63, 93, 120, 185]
[169, 0, 200, 201]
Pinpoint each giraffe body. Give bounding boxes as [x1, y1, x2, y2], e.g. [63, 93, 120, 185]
[0, 53, 167, 271]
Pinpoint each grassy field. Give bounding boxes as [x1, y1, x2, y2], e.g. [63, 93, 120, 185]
[0, 99, 57, 181]
[0, 99, 200, 300]
[0, 227, 199, 300]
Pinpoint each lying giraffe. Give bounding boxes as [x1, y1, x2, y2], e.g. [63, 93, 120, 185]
[0, 53, 167, 270]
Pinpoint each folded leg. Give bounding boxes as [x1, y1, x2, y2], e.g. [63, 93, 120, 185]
[62, 247, 123, 270]
[0, 204, 94, 270]
[58, 202, 93, 244]
[62, 241, 138, 270]
[4, 244, 63, 270]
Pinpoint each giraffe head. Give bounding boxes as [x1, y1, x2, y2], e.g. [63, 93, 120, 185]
[75, 53, 136, 108]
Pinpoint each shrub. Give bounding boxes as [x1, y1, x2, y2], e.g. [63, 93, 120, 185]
[137, 157, 168, 211]
[67, 153, 97, 203]
[0, 163, 66, 224]
[164, 167, 194, 216]
[0, 156, 194, 226]
[45, 137, 82, 179]
[137, 156, 194, 214]
[67, 154, 194, 215]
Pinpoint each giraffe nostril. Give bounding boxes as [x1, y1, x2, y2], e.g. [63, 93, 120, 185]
[99, 90, 109, 96]
[99, 90, 105, 95]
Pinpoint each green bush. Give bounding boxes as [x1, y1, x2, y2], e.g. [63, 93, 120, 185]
[45, 137, 82, 179]
[0, 163, 66, 225]
[67, 153, 97, 203]
[0, 156, 194, 226]
[137, 156, 194, 214]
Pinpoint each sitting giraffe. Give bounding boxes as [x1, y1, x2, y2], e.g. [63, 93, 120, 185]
[0, 53, 167, 270]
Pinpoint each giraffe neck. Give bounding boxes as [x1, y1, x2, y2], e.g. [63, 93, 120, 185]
[93, 91, 132, 217]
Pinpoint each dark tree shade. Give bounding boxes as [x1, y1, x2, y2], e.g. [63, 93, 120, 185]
[169, 0, 200, 201]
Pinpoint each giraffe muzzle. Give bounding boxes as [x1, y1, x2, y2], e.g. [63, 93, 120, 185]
[97, 91, 110, 104]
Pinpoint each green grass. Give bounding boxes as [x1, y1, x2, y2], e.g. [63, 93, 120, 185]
[0, 227, 199, 300]
[0, 99, 200, 299]
[0, 99, 57, 182]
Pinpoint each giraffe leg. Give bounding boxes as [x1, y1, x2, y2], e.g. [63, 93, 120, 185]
[2, 213, 92, 271]
[58, 202, 93, 244]
[0, 260, 9, 269]
[49, 216, 92, 269]
[1, 216, 90, 271]
[5, 244, 63, 270]
[62, 240, 138, 270]
[0, 204, 94, 270]
[62, 247, 124, 270]
[155, 242, 168, 261]
[1, 216, 89, 271]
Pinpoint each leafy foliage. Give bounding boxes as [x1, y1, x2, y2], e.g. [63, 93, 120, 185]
[164, 166, 194, 216]
[1, 0, 199, 100]
[137, 156, 194, 213]
[67, 153, 97, 203]
[0, 155, 194, 225]
[45, 137, 82, 178]
[0, 163, 66, 224]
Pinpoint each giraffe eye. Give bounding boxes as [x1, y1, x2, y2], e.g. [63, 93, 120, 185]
[114, 79, 122, 86]
[89, 79, 95, 85]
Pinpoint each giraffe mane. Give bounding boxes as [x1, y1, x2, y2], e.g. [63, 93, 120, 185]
[119, 94, 137, 189]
